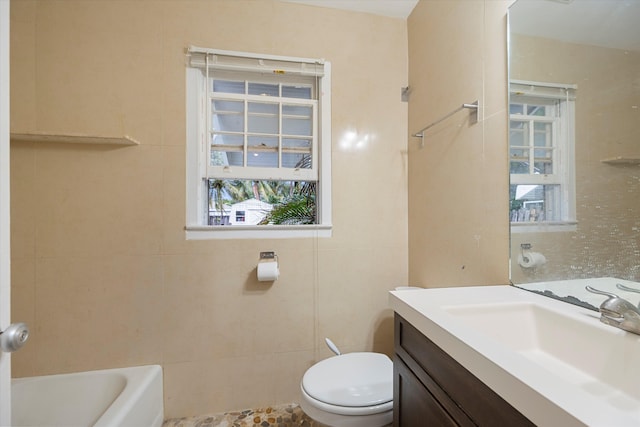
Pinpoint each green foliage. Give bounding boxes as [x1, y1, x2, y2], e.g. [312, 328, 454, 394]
[259, 193, 316, 225]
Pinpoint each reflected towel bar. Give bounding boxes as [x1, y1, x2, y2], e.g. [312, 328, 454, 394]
[412, 100, 479, 148]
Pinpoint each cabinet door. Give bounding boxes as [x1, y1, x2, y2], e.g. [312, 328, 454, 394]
[394, 314, 535, 427]
[394, 356, 470, 427]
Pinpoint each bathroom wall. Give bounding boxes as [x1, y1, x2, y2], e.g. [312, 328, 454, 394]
[407, 0, 512, 287]
[9, 0, 408, 417]
[510, 34, 640, 283]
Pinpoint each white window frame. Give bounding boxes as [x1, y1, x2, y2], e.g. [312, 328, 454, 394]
[185, 46, 332, 239]
[510, 80, 577, 233]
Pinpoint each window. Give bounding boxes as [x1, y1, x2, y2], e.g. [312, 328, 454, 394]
[186, 47, 332, 239]
[509, 80, 576, 232]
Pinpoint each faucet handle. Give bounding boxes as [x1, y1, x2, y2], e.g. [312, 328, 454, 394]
[586, 286, 640, 334]
[586, 286, 636, 314]
[615, 283, 640, 310]
[585, 285, 617, 299]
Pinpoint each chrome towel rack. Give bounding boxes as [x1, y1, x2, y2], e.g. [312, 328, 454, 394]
[412, 100, 479, 148]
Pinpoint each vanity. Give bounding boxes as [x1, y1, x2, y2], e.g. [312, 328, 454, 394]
[393, 313, 533, 427]
[389, 286, 640, 427]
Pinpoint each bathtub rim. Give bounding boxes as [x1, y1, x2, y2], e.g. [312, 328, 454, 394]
[12, 364, 164, 427]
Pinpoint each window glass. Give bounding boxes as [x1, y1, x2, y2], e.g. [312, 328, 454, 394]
[212, 100, 244, 133]
[282, 138, 312, 169]
[283, 105, 312, 136]
[207, 178, 317, 225]
[213, 79, 244, 94]
[211, 134, 244, 167]
[248, 102, 279, 134]
[510, 184, 561, 222]
[248, 82, 279, 97]
[247, 136, 278, 168]
[283, 85, 312, 99]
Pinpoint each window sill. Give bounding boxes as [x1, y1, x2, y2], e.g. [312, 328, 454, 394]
[185, 224, 332, 240]
[511, 221, 577, 233]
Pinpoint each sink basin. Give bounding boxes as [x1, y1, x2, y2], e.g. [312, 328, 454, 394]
[444, 302, 640, 413]
[389, 285, 640, 426]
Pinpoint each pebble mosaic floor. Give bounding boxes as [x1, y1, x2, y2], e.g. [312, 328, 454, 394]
[163, 403, 327, 427]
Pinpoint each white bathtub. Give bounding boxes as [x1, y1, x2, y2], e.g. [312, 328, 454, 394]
[11, 365, 163, 427]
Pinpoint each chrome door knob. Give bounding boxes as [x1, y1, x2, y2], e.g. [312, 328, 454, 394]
[0, 322, 29, 352]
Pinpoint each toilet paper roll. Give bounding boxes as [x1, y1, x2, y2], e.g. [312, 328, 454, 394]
[518, 252, 546, 269]
[257, 260, 279, 281]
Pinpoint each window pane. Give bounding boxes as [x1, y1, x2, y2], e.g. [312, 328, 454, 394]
[248, 102, 279, 134]
[527, 105, 548, 116]
[510, 184, 561, 222]
[212, 100, 244, 133]
[510, 159, 529, 174]
[510, 120, 529, 174]
[534, 148, 553, 174]
[510, 104, 524, 115]
[248, 136, 278, 168]
[282, 139, 311, 169]
[283, 105, 312, 136]
[211, 134, 244, 166]
[213, 79, 245, 94]
[207, 179, 318, 225]
[509, 120, 528, 148]
[533, 122, 552, 147]
[533, 122, 553, 173]
[248, 82, 279, 96]
[283, 85, 312, 99]
[283, 153, 310, 169]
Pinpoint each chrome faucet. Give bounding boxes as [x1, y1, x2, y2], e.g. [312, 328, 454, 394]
[586, 286, 640, 335]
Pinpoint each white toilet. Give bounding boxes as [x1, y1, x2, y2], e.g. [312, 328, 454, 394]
[300, 351, 393, 427]
[300, 287, 422, 426]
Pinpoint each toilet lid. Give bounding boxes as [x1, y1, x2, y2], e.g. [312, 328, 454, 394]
[302, 352, 393, 407]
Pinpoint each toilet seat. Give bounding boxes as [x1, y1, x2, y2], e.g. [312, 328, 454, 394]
[300, 385, 393, 416]
[301, 352, 393, 415]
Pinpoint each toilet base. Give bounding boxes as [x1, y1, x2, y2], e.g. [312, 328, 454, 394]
[299, 396, 392, 427]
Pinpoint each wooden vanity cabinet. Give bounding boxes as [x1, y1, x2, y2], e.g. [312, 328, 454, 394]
[393, 314, 535, 427]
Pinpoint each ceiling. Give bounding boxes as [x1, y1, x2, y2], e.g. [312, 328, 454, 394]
[282, 0, 419, 19]
[510, 0, 640, 52]
[283, 0, 639, 51]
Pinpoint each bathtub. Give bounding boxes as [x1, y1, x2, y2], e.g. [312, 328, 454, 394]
[11, 365, 163, 427]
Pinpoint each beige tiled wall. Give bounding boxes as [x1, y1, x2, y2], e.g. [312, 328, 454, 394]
[407, 0, 512, 288]
[9, 0, 408, 417]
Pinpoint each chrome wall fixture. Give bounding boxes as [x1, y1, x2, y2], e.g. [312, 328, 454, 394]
[412, 100, 479, 148]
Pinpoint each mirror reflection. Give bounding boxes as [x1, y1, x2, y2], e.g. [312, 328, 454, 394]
[508, 0, 640, 305]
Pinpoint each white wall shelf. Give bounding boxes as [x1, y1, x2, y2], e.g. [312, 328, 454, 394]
[601, 156, 640, 165]
[10, 132, 140, 146]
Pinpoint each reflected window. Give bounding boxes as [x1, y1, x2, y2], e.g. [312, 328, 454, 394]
[510, 81, 576, 230]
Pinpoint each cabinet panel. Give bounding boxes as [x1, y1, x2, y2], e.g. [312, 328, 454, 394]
[394, 314, 535, 427]
[394, 356, 469, 427]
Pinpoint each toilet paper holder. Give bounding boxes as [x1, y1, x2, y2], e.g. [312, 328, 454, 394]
[520, 243, 532, 263]
[257, 251, 280, 282]
[518, 243, 546, 269]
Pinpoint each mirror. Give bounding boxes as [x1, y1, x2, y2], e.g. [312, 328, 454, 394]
[508, 0, 640, 307]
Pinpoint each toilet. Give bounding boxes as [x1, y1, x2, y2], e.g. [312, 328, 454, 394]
[299, 351, 393, 427]
[300, 286, 422, 427]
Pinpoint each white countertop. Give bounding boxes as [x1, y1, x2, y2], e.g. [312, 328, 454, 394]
[389, 285, 640, 427]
